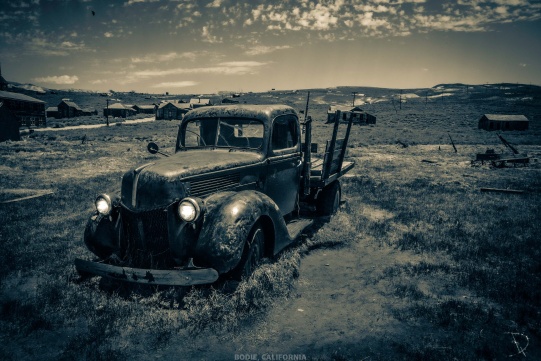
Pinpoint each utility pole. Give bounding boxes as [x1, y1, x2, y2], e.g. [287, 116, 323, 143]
[106, 99, 110, 126]
[399, 90, 402, 110]
[351, 91, 357, 107]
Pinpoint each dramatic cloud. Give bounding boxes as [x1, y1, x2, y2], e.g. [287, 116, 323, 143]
[131, 52, 200, 63]
[243, 45, 292, 56]
[33, 75, 79, 84]
[24, 36, 89, 56]
[132, 61, 267, 79]
[150, 81, 198, 88]
[238, 0, 541, 37]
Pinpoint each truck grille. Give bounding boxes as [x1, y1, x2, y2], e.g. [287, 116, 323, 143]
[188, 173, 241, 197]
[120, 207, 173, 269]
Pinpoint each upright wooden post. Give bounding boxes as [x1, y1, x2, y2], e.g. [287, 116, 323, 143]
[106, 99, 110, 126]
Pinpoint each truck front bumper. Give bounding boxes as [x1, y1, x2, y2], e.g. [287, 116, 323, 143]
[74, 258, 219, 286]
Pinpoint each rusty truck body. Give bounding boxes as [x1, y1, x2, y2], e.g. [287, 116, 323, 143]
[75, 104, 354, 286]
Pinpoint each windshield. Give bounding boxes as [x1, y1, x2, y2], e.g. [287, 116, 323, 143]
[181, 117, 264, 150]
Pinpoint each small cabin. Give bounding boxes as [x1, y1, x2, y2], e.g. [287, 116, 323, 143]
[104, 103, 136, 118]
[156, 102, 190, 120]
[46, 106, 60, 119]
[132, 104, 156, 114]
[478, 114, 529, 131]
[58, 100, 84, 118]
[327, 105, 376, 125]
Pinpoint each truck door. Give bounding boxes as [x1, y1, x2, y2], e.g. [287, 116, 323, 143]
[265, 114, 302, 216]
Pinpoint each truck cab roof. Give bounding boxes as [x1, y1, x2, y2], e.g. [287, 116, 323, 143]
[182, 104, 298, 124]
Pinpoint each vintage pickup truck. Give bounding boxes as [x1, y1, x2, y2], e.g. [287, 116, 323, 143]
[75, 103, 354, 286]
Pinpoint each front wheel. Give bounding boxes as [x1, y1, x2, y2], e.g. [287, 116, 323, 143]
[316, 181, 341, 216]
[232, 223, 264, 280]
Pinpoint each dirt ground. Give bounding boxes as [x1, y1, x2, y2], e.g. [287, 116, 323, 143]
[1, 85, 540, 360]
[120, 144, 540, 360]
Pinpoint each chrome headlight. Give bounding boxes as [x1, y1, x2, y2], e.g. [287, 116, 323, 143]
[95, 194, 112, 215]
[177, 197, 204, 222]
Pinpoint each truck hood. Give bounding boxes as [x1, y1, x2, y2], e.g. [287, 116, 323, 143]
[121, 150, 264, 211]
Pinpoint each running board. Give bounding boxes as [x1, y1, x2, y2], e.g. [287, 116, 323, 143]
[286, 219, 313, 240]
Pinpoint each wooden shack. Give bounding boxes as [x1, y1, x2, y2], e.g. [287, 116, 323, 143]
[132, 104, 156, 114]
[104, 103, 136, 118]
[0, 90, 46, 127]
[327, 105, 376, 125]
[0, 102, 20, 141]
[46, 106, 60, 119]
[156, 102, 190, 120]
[82, 107, 98, 116]
[58, 100, 84, 118]
[478, 114, 529, 131]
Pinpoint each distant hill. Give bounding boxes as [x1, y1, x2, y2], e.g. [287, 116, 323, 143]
[2, 81, 540, 117]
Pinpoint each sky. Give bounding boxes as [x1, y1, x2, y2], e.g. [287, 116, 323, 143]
[1, 0, 540, 94]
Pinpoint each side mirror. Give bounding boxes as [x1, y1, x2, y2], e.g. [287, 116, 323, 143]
[147, 142, 159, 154]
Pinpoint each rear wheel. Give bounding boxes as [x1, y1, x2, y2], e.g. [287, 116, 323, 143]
[316, 181, 341, 216]
[232, 223, 264, 280]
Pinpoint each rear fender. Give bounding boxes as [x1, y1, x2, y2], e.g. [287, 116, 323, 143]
[195, 190, 289, 274]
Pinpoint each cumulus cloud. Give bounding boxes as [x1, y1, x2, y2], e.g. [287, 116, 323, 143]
[237, 0, 541, 38]
[202, 26, 221, 43]
[206, 0, 222, 8]
[33, 75, 79, 84]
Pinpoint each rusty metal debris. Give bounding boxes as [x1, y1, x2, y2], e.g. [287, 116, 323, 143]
[472, 134, 529, 167]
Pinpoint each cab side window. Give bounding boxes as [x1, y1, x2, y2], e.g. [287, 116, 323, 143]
[271, 115, 298, 151]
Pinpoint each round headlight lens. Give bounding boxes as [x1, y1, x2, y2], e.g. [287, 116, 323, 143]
[178, 198, 201, 222]
[95, 194, 112, 215]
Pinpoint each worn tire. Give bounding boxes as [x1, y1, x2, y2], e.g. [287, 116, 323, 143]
[232, 223, 264, 281]
[316, 180, 341, 216]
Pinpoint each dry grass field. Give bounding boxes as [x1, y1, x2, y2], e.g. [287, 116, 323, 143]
[1, 84, 540, 360]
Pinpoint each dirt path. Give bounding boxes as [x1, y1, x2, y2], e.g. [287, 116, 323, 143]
[159, 215, 426, 360]
[32, 116, 155, 132]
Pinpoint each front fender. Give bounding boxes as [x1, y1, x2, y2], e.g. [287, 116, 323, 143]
[195, 190, 288, 274]
[83, 210, 120, 259]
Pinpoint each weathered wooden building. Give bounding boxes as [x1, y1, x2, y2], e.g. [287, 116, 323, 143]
[82, 107, 98, 116]
[103, 103, 136, 118]
[46, 106, 60, 118]
[132, 104, 156, 114]
[478, 114, 529, 131]
[156, 102, 190, 120]
[0, 90, 46, 127]
[0, 102, 20, 141]
[327, 105, 376, 125]
[58, 100, 84, 118]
